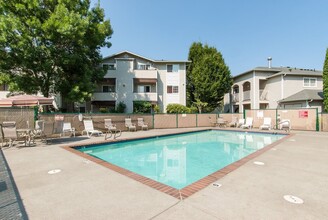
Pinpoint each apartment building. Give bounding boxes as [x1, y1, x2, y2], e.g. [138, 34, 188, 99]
[80, 51, 189, 113]
[224, 64, 323, 113]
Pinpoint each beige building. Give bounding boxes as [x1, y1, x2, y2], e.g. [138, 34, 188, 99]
[80, 51, 189, 113]
[224, 65, 323, 113]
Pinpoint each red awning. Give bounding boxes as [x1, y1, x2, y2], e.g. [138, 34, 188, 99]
[0, 95, 54, 107]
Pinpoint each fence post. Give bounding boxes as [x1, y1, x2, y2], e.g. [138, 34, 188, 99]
[275, 108, 278, 130]
[34, 106, 39, 121]
[316, 108, 319, 131]
[196, 113, 198, 127]
[176, 113, 178, 128]
[152, 113, 155, 129]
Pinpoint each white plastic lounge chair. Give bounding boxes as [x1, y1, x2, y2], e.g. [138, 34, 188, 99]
[215, 118, 227, 127]
[125, 118, 136, 131]
[237, 118, 245, 128]
[241, 117, 253, 129]
[83, 120, 103, 137]
[137, 118, 148, 130]
[104, 119, 121, 139]
[41, 121, 54, 143]
[279, 119, 291, 132]
[260, 117, 272, 130]
[228, 116, 238, 127]
[62, 122, 75, 137]
[1, 121, 18, 147]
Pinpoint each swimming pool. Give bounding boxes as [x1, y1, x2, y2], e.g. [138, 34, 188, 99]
[76, 130, 285, 189]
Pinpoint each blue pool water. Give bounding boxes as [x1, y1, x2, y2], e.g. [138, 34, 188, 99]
[77, 130, 285, 189]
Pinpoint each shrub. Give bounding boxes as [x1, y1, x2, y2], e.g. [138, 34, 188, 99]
[133, 101, 152, 113]
[99, 107, 109, 113]
[166, 104, 191, 114]
[153, 105, 160, 113]
[116, 101, 126, 113]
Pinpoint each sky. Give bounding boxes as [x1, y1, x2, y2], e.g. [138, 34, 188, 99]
[92, 0, 328, 76]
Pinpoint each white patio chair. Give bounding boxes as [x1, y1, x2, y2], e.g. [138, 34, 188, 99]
[228, 116, 238, 127]
[279, 119, 291, 132]
[260, 117, 272, 130]
[62, 122, 75, 137]
[125, 118, 136, 131]
[137, 118, 148, 130]
[104, 119, 121, 139]
[237, 118, 245, 128]
[41, 121, 54, 144]
[82, 120, 103, 137]
[241, 117, 253, 129]
[1, 121, 18, 147]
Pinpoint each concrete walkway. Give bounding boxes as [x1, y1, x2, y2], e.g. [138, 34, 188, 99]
[2, 128, 328, 219]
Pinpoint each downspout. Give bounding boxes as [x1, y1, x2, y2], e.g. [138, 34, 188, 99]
[253, 71, 256, 109]
[281, 73, 287, 99]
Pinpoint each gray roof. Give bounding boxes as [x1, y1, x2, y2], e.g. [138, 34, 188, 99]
[103, 50, 190, 63]
[266, 68, 322, 79]
[233, 66, 322, 79]
[279, 89, 323, 103]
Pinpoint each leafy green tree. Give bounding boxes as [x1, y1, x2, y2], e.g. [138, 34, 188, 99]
[192, 98, 208, 113]
[187, 42, 232, 112]
[0, 0, 113, 104]
[323, 48, 328, 112]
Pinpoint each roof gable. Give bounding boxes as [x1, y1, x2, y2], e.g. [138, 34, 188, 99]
[103, 51, 154, 63]
[279, 89, 323, 103]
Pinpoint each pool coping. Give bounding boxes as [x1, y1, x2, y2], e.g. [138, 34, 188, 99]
[62, 129, 293, 200]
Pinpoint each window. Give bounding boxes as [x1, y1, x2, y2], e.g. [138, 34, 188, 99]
[138, 64, 151, 70]
[167, 64, 179, 72]
[102, 85, 115, 92]
[167, 86, 179, 94]
[137, 85, 151, 93]
[103, 63, 116, 70]
[303, 78, 317, 87]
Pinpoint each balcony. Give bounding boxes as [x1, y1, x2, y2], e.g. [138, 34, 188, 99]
[134, 69, 157, 79]
[243, 91, 250, 101]
[232, 93, 239, 102]
[133, 93, 158, 102]
[92, 92, 117, 101]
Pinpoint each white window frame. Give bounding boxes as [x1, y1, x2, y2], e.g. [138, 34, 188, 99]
[103, 63, 116, 70]
[137, 85, 151, 93]
[167, 85, 179, 94]
[102, 85, 115, 93]
[167, 64, 179, 73]
[138, 64, 151, 70]
[303, 77, 317, 87]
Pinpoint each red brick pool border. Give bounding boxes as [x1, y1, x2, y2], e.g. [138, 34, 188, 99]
[62, 130, 293, 200]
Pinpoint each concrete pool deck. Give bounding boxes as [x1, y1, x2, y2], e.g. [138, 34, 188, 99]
[1, 128, 328, 219]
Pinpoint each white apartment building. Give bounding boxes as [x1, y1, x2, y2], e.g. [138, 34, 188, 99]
[224, 64, 323, 113]
[80, 51, 189, 113]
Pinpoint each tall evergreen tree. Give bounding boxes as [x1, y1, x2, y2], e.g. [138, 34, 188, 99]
[187, 42, 232, 112]
[323, 48, 328, 112]
[0, 0, 113, 103]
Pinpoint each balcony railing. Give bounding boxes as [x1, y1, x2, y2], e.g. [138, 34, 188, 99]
[134, 69, 157, 79]
[232, 93, 239, 102]
[92, 92, 117, 101]
[133, 92, 158, 102]
[243, 90, 250, 101]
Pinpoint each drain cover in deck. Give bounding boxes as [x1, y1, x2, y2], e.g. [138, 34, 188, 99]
[48, 169, 61, 174]
[283, 195, 303, 204]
